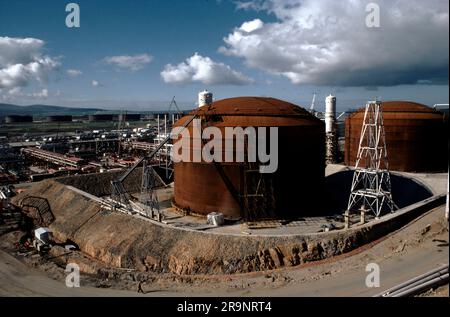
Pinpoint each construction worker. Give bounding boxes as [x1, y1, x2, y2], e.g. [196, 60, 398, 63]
[137, 280, 145, 294]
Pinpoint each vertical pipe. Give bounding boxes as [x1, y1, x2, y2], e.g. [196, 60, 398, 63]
[164, 114, 168, 178]
[157, 114, 160, 142]
[325, 95, 336, 134]
[164, 114, 167, 140]
[157, 114, 160, 166]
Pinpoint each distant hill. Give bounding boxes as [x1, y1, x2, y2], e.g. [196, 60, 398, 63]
[0, 103, 105, 117]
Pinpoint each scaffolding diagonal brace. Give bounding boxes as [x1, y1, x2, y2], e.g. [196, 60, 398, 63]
[140, 161, 161, 220]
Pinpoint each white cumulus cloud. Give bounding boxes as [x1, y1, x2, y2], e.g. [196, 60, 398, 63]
[161, 53, 253, 85]
[4, 87, 49, 99]
[92, 80, 99, 87]
[239, 19, 264, 33]
[31, 88, 48, 98]
[0, 37, 60, 89]
[7, 87, 23, 96]
[67, 69, 82, 77]
[103, 54, 153, 72]
[221, 0, 449, 86]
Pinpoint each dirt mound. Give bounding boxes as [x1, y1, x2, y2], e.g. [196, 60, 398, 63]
[10, 178, 443, 275]
[7, 180, 362, 274]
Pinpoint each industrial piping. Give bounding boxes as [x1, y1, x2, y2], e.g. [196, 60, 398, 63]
[325, 94, 338, 164]
[374, 264, 449, 297]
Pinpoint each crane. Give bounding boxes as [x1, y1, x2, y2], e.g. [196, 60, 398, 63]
[168, 96, 183, 117]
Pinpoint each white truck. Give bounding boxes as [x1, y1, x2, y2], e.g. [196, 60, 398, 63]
[33, 227, 53, 252]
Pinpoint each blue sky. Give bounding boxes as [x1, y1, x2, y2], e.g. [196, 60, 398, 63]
[0, 0, 448, 111]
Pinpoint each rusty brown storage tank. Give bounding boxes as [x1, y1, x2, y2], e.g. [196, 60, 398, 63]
[345, 101, 448, 172]
[173, 97, 325, 219]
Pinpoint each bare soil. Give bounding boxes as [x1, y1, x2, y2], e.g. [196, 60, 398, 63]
[1, 200, 447, 296]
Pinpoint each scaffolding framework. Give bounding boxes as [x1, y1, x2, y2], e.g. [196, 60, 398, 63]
[242, 162, 276, 222]
[111, 180, 133, 212]
[140, 161, 161, 220]
[241, 136, 276, 222]
[347, 100, 396, 218]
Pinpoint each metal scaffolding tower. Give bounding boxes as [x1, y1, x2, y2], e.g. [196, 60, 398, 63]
[346, 100, 396, 219]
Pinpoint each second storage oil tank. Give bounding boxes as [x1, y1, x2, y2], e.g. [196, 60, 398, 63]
[119, 113, 141, 121]
[5, 115, 33, 123]
[89, 114, 113, 121]
[345, 101, 448, 172]
[46, 115, 72, 122]
[173, 97, 325, 220]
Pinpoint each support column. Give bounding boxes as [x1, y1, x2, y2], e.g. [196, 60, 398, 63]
[325, 132, 339, 164]
[360, 206, 366, 225]
[344, 210, 350, 229]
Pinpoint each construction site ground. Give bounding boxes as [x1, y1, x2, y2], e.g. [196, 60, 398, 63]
[13, 163, 445, 239]
[0, 164, 445, 276]
[1, 163, 448, 296]
[131, 164, 446, 236]
[0, 204, 448, 296]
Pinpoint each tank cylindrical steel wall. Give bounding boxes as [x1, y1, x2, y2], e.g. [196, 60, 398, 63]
[119, 113, 141, 121]
[173, 97, 325, 219]
[345, 101, 448, 172]
[89, 114, 113, 121]
[46, 115, 72, 122]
